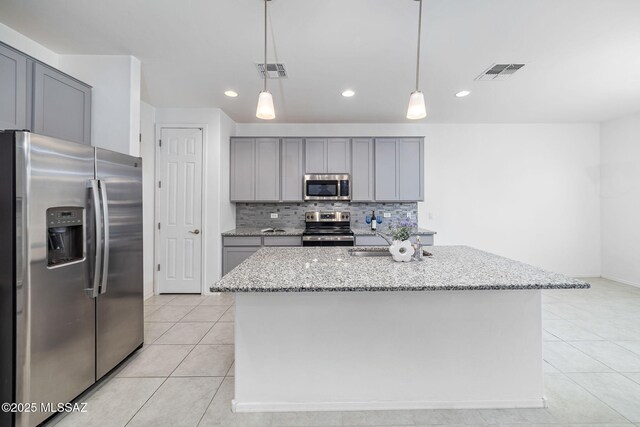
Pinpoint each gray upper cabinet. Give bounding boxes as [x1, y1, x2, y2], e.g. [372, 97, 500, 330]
[229, 135, 423, 203]
[398, 138, 423, 201]
[255, 138, 280, 201]
[351, 138, 374, 201]
[375, 137, 424, 202]
[304, 138, 350, 174]
[0, 44, 27, 130]
[230, 138, 256, 201]
[230, 137, 280, 202]
[327, 138, 350, 173]
[305, 138, 326, 173]
[374, 138, 399, 201]
[33, 63, 92, 145]
[281, 138, 304, 201]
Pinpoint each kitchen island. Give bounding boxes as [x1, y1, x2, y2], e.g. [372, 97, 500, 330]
[211, 246, 588, 413]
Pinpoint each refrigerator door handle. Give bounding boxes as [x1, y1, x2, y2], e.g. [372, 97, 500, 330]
[99, 180, 110, 295]
[87, 179, 102, 298]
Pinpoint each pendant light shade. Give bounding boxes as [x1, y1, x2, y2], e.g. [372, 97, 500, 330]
[406, 91, 426, 120]
[256, 91, 275, 120]
[256, 0, 275, 120]
[407, 0, 427, 120]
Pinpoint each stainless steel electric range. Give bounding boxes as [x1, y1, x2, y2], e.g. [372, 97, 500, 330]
[302, 211, 354, 247]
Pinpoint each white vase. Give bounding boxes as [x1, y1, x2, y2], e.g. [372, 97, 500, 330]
[389, 239, 414, 262]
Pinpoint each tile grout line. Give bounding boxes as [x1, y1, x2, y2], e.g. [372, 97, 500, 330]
[123, 376, 172, 427]
[558, 370, 636, 424]
[549, 281, 637, 424]
[195, 378, 226, 427]
[124, 339, 202, 426]
[122, 299, 212, 425]
[193, 298, 235, 426]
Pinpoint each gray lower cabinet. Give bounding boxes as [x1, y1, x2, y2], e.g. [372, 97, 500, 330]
[304, 138, 351, 174]
[351, 138, 374, 201]
[263, 236, 303, 246]
[222, 247, 261, 276]
[374, 138, 424, 201]
[222, 235, 302, 276]
[355, 234, 434, 247]
[230, 137, 280, 202]
[281, 138, 304, 201]
[32, 62, 91, 145]
[0, 44, 27, 130]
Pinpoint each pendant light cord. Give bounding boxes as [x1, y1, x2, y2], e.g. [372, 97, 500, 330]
[264, 0, 268, 92]
[415, 0, 423, 91]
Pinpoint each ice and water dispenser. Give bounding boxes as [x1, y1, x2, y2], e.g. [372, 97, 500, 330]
[47, 207, 85, 267]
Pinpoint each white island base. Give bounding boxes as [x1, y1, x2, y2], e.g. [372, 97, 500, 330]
[232, 290, 544, 413]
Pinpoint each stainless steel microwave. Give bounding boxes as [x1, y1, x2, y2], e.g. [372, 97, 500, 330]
[303, 174, 351, 201]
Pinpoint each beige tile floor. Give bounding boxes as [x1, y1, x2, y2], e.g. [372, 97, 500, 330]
[48, 277, 640, 426]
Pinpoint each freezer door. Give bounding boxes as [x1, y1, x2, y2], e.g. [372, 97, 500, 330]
[15, 132, 96, 427]
[95, 148, 143, 379]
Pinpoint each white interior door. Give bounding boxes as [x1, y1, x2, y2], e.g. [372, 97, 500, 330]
[157, 127, 203, 293]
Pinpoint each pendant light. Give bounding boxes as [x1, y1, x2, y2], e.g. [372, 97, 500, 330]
[406, 0, 427, 120]
[256, 0, 275, 120]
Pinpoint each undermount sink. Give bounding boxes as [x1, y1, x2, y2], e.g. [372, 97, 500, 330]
[348, 248, 391, 257]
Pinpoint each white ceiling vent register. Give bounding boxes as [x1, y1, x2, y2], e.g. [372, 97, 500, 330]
[256, 63, 288, 79]
[475, 63, 525, 81]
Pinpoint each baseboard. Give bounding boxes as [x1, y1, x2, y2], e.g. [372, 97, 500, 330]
[231, 398, 546, 413]
[601, 274, 640, 288]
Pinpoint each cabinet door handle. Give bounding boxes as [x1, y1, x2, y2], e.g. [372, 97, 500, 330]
[189, 229, 200, 235]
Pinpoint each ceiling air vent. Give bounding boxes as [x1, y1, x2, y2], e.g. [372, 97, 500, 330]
[256, 63, 288, 79]
[475, 63, 525, 81]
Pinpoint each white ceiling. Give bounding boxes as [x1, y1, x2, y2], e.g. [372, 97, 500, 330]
[1, 0, 639, 123]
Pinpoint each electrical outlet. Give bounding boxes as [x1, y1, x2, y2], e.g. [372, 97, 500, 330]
[270, 213, 278, 219]
[383, 212, 391, 218]
[406, 212, 412, 219]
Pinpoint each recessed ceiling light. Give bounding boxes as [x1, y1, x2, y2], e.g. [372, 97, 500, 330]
[224, 90, 238, 98]
[341, 90, 355, 97]
[455, 90, 471, 98]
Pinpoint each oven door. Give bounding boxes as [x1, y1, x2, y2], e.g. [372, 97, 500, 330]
[302, 235, 355, 247]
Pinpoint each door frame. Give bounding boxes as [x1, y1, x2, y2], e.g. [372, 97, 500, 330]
[154, 124, 208, 295]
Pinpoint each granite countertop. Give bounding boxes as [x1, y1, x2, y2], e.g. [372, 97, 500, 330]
[222, 227, 436, 237]
[222, 228, 305, 236]
[210, 245, 590, 293]
[352, 227, 436, 236]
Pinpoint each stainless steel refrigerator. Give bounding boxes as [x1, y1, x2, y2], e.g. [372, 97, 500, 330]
[0, 131, 143, 427]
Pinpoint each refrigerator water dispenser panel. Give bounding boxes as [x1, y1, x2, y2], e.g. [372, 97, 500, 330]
[47, 207, 85, 267]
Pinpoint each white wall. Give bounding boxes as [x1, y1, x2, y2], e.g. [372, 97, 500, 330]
[140, 101, 156, 299]
[236, 123, 601, 277]
[59, 55, 141, 156]
[219, 111, 237, 240]
[155, 108, 236, 293]
[0, 22, 59, 67]
[600, 112, 640, 287]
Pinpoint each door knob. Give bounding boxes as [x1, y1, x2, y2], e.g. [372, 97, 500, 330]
[189, 229, 200, 235]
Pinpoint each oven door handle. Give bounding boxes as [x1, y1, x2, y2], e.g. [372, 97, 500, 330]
[302, 235, 355, 242]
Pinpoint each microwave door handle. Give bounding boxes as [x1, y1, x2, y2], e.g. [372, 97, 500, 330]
[87, 180, 102, 298]
[99, 180, 110, 295]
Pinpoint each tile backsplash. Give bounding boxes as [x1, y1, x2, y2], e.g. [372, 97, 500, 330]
[235, 202, 418, 229]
